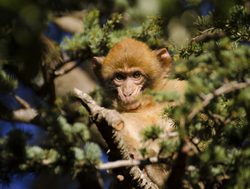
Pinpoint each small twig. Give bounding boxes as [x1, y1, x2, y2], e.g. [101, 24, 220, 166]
[166, 131, 179, 138]
[189, 138, 201, 153]
[97, 157, 171, 170]
[191, 28, 225, 43]
[199, 27, 215, 34]
[14, 94, 31, 109]
[206, 110, 229, 126]
[188, 79, 250, 121]
[12, 94, 38, 122]
[54, 60, 79, 77]
[12, 109, 38, 123]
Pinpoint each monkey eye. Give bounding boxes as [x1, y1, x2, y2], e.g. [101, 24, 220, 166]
[114, 73, 126, 81]
[132, 71, 142, 79]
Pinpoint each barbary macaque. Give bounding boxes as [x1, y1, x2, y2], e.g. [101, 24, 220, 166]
[93, 38, 186, 187]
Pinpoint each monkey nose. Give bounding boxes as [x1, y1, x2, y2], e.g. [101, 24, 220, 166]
[123, 88, 134, 97]
[124, 91, 132, 97]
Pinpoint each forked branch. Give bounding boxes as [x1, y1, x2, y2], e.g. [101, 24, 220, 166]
[188, 79, 250, 121]
[73, 88, 159, 189]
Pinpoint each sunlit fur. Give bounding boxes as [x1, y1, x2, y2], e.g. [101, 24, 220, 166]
[93, 38, 187, 187]
[102, 38, 163, 87]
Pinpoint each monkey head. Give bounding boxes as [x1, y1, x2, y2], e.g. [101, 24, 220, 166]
[93, 38, 172, 111]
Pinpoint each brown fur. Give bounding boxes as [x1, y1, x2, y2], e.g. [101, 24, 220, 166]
[93, 38, 186, 188]
[102, 38, 162, 84]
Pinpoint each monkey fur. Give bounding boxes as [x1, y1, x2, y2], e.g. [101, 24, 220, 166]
[93, 38, 186, 187]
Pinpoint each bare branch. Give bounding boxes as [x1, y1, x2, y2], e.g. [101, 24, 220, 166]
[54, 61, 80, 77]
[14, 94, 31, 109]
[188, 79, 250, 121]
[97, 157, 171, 170]
[191, 28, 225, 43]
[12, 94, 38, 122]
[73, 88, 124, 131]
[13, 108, 38, 122]
[73, 88, 159, 189]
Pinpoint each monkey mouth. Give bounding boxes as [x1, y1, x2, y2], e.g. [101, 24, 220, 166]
[120, 100, 141, 110]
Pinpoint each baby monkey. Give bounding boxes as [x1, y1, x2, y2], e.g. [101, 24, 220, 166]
[93, 38, 186, 187]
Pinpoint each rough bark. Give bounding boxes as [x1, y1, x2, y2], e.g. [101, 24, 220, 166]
[73, 88, 159, 189]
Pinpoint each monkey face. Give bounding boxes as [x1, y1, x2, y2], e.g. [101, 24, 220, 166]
[112, 68, 146, 111]
[92, 38, 173, 112]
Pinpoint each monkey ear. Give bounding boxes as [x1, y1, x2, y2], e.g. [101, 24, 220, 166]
[154, 48, 172, 70]
[92, 56, 105, 66]
[92, 56, 105, 81]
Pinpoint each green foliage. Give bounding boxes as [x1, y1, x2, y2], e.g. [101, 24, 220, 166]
[139, 147, 148, 158]
[24, 147, 59, 169]
[72, 122, 90, 141]
[0, 0, 250, 188]
[62, 9, 163, 56]
[135, 16, 163, 46]
[195, 13, 214, 31]
[83, 142, 101, 164]
[168, 4, 250, 187]
[62, 10, 123, 55]
[0, 68, 18, 92]
[0, 114, 101, 182]
[159, 139, 180, 156]
[142, 125, 164, 141]
[146, 90, 180, 102]
[195, 4, 250, 41]
[45, 116, 90, 148]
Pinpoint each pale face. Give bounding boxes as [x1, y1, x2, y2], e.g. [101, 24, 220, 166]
[112, 68, 146, 111]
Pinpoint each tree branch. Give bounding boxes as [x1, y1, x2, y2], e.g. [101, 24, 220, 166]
[12, 94, 38, 122]
[54, 60, 80, 77]
[12, 108, 38, 123]
[97, 157, 171, 170]
[14, 94, 31, 109]
[191, 28, 225, 43]
[188, 79, 250, 121]
[73, 88, 159, 189]
[165, 138, 198, 189]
